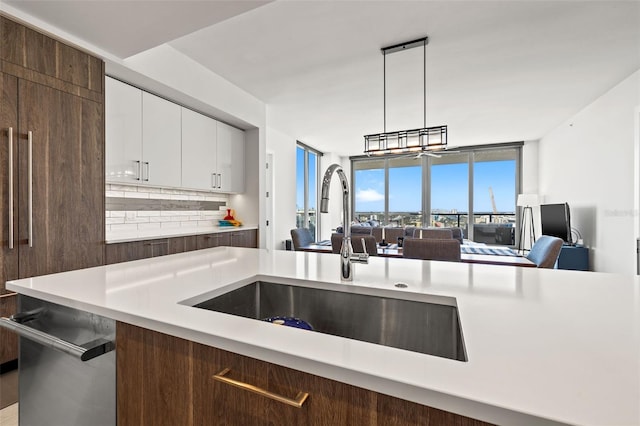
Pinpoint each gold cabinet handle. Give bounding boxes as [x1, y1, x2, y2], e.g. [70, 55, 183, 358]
[212, 367, 309, 408]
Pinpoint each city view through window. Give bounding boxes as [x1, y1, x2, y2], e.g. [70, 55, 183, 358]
[353, 148, 519, 245]
[296, 146, 520, 246]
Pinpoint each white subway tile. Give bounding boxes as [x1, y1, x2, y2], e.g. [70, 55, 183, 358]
[106, 217, 125, 225]
[106, 191, 125, 198]
[110, 211, 126, 218]
[124, 192, 149, 199]
[146, 187, 162, 193]
[149, 216, 171, 223]
[105, 211, 111, 218]
[149, 193, 168, 200]
[198, 220, 215, 227]
[138, 223, 161, 230]
[188, 195, 205, 201]
[161, 222, 181, 229]
[125, 216, 149, 224]
[110, 184, 138, 192]
[170, 194, 189, 201]
[137, 211, 161, 217]
[110, 224, 139, 232]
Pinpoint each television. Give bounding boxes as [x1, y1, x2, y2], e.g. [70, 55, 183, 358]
[540, 203, 572, 244]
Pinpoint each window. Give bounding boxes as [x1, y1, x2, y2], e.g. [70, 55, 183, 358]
[296, 143, 322, 239]
[472, 149, 517, 245]
[351, 143, 521, 245]
[388, 157, 422, 227]
[353, 159, 385, 223]
[430, 152, 469, 232]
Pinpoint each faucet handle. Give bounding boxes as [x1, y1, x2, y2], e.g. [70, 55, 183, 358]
[351, 237, 369, 263]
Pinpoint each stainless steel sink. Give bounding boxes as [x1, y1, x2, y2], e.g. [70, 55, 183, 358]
[192, 281, 467, 361]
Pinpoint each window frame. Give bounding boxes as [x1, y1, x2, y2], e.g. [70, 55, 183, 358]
[296, 141, 323, 239]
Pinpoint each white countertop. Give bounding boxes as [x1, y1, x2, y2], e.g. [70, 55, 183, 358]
[7, 248, 640, 426]
[105, 224, 258, 244]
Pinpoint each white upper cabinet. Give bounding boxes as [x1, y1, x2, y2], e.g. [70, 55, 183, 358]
[142, 92, 182, 187]
[181, 108, 217, 191]
[106, 77, 245, 192]
[216, 121, 245, 193]
[105, 77, 143, 183]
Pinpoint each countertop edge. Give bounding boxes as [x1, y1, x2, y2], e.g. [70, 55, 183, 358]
[105, 224, 259, 244]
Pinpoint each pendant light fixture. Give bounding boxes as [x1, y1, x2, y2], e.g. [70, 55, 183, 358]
[364, 36, 447, 156]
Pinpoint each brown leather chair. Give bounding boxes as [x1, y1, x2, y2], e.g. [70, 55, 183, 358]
[402, 238, 461, 262]
[331, 233, 377, 256]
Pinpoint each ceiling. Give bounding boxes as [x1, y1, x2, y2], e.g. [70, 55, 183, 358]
[4, 1, 640, 157]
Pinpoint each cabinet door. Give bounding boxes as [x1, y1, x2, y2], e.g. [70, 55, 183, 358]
[216, 121, 245, 193]
[229, 230, 257, 248]
[18, 79, 104, 277]
[105, 77, 143, 183]
[181, 108, 217, 191]
[196, 233, 230, 250]
[142, 92, 181, 187]
[168, 236, 198, 254]
[1, 72, 19, 292]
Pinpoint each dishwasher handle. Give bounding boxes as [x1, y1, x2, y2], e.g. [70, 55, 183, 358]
[0, 317, 115, 362]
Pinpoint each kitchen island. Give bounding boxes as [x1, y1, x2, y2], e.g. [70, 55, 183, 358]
[6, 247, 640, 426]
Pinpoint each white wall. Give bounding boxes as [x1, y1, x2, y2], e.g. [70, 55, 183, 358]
[265, 119, 350, 249]
[538, 69, 640, 273]
[265, 126, 297, 250]
[230, 129, 260, 227]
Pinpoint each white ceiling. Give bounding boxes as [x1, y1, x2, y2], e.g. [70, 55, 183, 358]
[5, 1, 640, 157]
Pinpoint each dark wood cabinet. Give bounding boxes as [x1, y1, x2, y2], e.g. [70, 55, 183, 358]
[169, 235, 198, 254]
[229, 229, 258, 248]
[106, 235, 201, 265]
[0, 73, 18, 294]
[1, 16, 105, 365]
[1, 16, 103, 97]
[0, 292, 18, 364]
[16, 78, 104, 277]
[197, 232, 231, 250]
[117, 322, 493, 426]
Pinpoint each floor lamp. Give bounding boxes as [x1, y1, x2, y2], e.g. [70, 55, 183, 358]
[517, 194, 541, 254]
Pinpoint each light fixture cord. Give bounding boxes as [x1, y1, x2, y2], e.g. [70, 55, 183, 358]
[423, 39, 427, 128]
[383, 51, 386, 133]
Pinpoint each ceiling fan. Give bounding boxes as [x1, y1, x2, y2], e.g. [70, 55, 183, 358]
[407, 148, 460, 159]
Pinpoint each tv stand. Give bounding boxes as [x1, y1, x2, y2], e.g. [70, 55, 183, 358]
[556, 245, 589, 271]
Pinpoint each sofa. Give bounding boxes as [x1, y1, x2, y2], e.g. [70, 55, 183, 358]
[336, 222, 464, 245]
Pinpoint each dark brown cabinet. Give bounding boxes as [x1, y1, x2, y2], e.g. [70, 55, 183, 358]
[0, 292, 18, 364]
[117, 322, 493, 426]
[197, 232, 231, 249]
[106, 235, 203, 265]
[229, 229, 258, 248]
[1, 16, 105, 364]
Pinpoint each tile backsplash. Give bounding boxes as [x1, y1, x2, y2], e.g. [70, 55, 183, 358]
[106, 184, 229, 233]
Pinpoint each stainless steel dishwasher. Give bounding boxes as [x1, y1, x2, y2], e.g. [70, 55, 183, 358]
[0, 295, 115, 426]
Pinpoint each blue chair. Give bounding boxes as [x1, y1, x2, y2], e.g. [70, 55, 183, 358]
[526, 235, 564, 268]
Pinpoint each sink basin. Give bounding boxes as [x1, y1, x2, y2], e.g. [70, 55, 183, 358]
[192, 281, 467, 361]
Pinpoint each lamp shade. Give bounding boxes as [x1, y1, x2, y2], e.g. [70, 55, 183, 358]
[517, 194, 542, 207]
